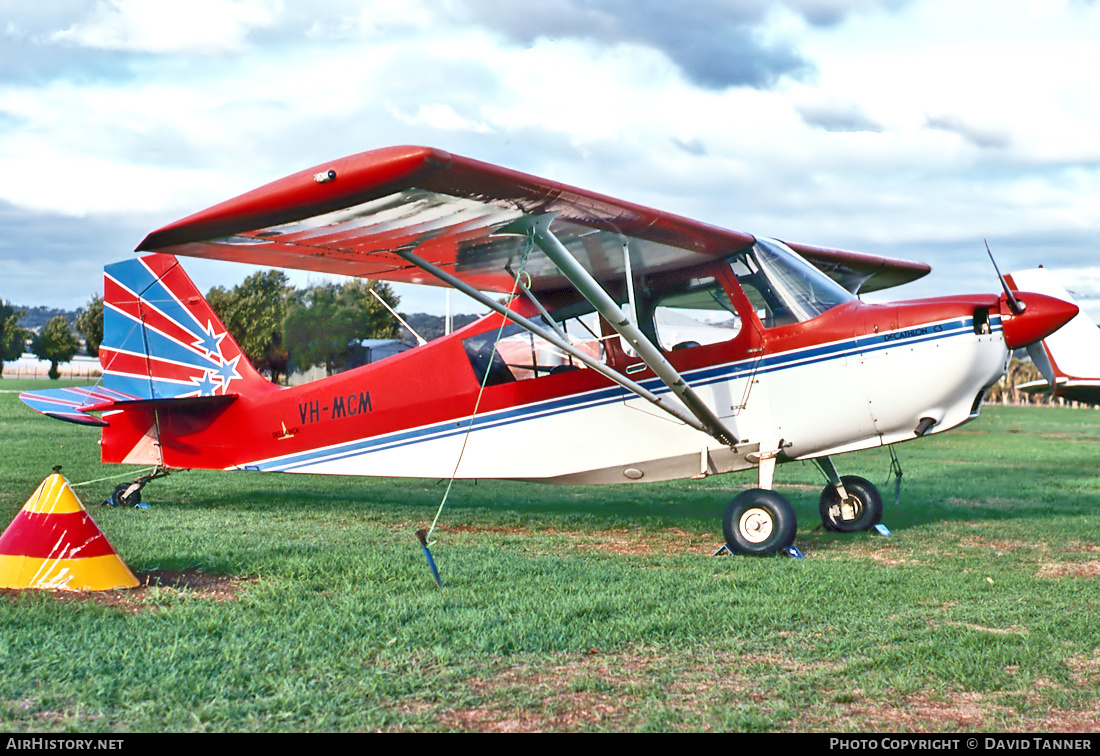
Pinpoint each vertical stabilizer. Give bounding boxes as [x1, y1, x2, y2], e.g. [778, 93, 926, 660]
[100, 254, 271, 400]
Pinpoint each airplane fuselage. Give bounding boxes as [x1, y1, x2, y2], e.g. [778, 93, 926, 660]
[101, 291, 1011, 486]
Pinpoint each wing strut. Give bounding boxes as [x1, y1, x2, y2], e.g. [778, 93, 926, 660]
[514, 214, 739, 447]
[392, 247, 714, 436]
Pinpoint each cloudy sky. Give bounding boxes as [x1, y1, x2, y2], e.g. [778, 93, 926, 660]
[2, 0, 1099, 318]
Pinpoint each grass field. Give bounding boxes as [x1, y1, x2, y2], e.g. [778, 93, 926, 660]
[1, 380, 1099, 732]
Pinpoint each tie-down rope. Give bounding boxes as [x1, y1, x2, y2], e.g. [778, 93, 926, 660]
[422, 235, 536, 546]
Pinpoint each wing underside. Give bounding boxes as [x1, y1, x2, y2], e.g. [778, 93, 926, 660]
[138, 145, 930, 295]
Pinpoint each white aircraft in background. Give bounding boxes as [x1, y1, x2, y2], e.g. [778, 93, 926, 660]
[1007, 267, 1100, 406]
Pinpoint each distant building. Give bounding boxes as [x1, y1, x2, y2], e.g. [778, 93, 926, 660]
[346, 339, 413, 367]
[287, 339, 413, 386]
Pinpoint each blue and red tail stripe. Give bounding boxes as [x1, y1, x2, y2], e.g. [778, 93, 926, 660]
[100, 255, 250, 400]
[20, 253, 270, 426]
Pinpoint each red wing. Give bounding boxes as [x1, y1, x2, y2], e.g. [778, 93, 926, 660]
[138, 145, 928, 294]
[787, 242, 931, 294]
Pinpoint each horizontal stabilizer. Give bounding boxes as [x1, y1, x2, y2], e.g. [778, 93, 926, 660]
[112, 393, 238, 412]
[18, 385, 134, 427]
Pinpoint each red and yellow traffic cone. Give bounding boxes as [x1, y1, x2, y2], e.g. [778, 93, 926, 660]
[0, 473, 138, 591]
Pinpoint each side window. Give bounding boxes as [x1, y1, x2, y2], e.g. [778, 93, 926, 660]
[463, 312, 607, 386]
[652, 277, 742, 352]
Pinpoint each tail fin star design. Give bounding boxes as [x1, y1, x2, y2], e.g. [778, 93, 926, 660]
[100, 254, 264, 400]
[194, 321, 227, 358]
[20, 253, 276, 464]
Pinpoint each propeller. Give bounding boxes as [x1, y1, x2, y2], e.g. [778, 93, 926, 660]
[985, 239, 1024, 314]
[986, 240, 1056, 390]
[1029, 341, 1057, 392]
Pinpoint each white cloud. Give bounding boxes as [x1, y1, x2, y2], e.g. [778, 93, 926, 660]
[392, 103, 494, 134]
[2, 0, 1100, 314]
[50, 0, 280, 54]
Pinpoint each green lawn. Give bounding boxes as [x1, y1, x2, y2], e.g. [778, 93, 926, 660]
[1, 380, 1099, 732]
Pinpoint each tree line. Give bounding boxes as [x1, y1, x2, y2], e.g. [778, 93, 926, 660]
[1, 299, 99, 380]
[1, 272, 418, 383]
[206, 271, 404, 384]
[0, 286, 1094, 407]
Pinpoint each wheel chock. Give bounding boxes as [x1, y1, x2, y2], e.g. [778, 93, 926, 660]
[712, 543, 806, 558]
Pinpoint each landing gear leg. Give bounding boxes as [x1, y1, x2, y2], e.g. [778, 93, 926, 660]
[814, 456, 883, 533]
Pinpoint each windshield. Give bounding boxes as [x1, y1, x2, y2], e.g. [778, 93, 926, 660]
[731, 238, 856, 325]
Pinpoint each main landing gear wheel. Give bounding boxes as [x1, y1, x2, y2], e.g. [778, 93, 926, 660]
[818, 475, 883, 533]
[723, 489, 797, 556]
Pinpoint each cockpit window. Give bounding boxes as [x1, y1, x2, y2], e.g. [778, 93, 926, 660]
[652, 276, 742, 351]
[463, 311, 607, 385]
[730, 238, 855, 326]
[461, 236, 853, 386]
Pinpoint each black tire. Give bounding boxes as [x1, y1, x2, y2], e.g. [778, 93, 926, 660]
[723, 489, 797, 556]
[111, 483, 142, 508]
[818, 475, 882, 533]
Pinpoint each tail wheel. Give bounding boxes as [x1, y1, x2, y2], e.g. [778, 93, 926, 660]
[818, 475, 883, 533]
[110, 482, 142, 508]
[723, 489, 797, 556]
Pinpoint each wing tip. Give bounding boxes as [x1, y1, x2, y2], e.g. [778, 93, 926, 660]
[787, 240, 931, 294]
[137, 145, 453, 253]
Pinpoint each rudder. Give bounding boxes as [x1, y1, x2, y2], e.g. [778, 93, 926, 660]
[101, 254, 271, 400]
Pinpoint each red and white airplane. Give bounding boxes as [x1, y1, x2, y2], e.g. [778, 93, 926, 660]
[20, 146, 1079, 556]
